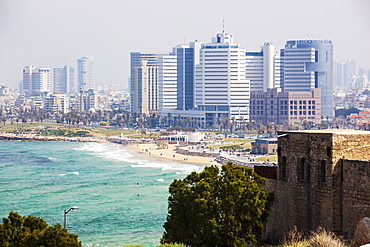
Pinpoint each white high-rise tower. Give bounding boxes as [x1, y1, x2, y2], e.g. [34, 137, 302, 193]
[195, 32, 250, 124]
[77, 56, 95, 91]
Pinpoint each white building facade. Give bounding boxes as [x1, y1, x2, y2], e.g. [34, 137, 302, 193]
[158, 54, 177, 110]
[22, 66, 51, 96]
[195, 32, 250, 125]
[246, 42, 282, 93]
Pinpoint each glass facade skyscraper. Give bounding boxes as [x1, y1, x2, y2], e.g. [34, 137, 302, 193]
[177, 46, 194, 110]
[77, 56, 95, 92]
[281, 40, 334, 117]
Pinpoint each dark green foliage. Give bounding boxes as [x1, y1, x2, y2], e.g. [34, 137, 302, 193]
[0, 211, 81, 247]
[37, 129, 91, 137]
[335, 108, 360, 117]
[161, 163, 273, 247]
[220, 145, 243, 151]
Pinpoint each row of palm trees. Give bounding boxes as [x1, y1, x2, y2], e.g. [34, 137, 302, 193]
[0, 106, 359, 133]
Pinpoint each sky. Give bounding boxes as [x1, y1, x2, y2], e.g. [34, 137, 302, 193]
[1, 0, 370, 89]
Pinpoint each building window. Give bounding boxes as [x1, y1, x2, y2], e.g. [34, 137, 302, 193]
[281, 156, 287, 180]
[327, 146, 331, 156]
[298, 158, 306, 181]
[320, 160, 327, 182]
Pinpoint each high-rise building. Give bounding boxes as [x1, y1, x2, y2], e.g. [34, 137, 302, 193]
[343, 59, 356, 89]
[176, 41, 202, 110]
[158, 54, 177, 110]
[130, 52, 169, 115]
[246, 42, 282, 92]
[22, 66, 51, 96]
[333, 62, 344, 88]
[281, 40, 334, 117]
[77, 56, 95, 91]
[194, 32, 250, 125]
[53, 66, 74, 94]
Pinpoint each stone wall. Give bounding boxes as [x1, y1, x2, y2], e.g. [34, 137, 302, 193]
[333, 159, 370, 239]
[263, 130, 370, 243]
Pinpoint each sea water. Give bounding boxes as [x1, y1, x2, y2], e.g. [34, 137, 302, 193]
[0, 141, 203, 247]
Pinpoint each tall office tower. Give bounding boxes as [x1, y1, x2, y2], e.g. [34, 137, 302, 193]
[176, 41, 202, 110]
[195, 32, 250, 124]
[246, 42, 281, 92]
[333, 62, 344, 88]
[53, 66, 75, 94]
[77, 56, 95, 91]
[343, 59, 356, 89]
[22, 66, 51, 96]
[281, 40, 334, 117]
[130, 52, 168, 115]
[158, 54, 177, 110]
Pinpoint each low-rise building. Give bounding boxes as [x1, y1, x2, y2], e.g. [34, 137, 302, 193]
[251, 138, 277, 154]
[250, 88, 321, 125]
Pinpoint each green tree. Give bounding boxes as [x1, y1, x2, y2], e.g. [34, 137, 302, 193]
[0, 211, 81, 247]
[161, 163, 273, 246]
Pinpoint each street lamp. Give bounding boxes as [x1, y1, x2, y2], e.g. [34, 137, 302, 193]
[64, 206, 78, 229]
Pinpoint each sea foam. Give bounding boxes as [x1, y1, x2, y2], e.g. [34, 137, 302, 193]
[77, 142, 201, 174]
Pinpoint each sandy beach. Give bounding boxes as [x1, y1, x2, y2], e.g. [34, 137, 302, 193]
[125, 143, 217, 165]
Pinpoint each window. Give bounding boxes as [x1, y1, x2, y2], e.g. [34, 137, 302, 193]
[320, 160, 327, 182]
[298, 158, 306, 181]
[281, 156, 287, 179]
[327, 146, 331, 156]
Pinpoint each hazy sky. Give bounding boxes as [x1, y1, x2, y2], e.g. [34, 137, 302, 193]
[1, 0, 369, 89]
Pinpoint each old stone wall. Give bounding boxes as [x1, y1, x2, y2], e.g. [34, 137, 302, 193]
[332, 159, 370, 239]
[263, 130, 370, 243]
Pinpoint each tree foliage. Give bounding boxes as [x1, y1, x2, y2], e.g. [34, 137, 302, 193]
[335, 108, 360, 117]
[161, 163, 273, 246]
[0, 211, 81, 247]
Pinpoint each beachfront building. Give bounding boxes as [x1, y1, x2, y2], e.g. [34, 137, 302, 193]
[130, 52, 169, 115]
[77, 56, 95, 92]
[158, 54, 177, 110]
[194, 32, 250, 125]
[159, 32, 250, 128]
[176, 41, 202, 110]
[22, 66, 51, 96]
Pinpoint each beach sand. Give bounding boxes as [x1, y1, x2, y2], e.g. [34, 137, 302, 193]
[125, 143, 216, 165]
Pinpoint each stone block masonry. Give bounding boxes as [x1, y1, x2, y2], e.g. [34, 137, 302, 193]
[262, 129, 370, 243]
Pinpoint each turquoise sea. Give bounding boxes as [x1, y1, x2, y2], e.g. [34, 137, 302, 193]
[0, 140, 205, 247]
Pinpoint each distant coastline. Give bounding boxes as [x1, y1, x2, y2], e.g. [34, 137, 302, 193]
[0, 132, 104, 143]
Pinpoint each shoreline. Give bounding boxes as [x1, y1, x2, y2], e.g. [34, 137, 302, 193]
[124, 143, 217, 166]
[0, 132, 217, 166]
[0, 132, 267, 167]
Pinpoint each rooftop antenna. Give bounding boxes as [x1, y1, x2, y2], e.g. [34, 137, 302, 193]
[222, 19, 225, 34]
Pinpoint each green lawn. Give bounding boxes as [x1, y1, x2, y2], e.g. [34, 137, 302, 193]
[256, 155, 277, 162]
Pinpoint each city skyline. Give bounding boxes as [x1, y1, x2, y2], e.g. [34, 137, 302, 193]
[0, 0, 369, 89]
